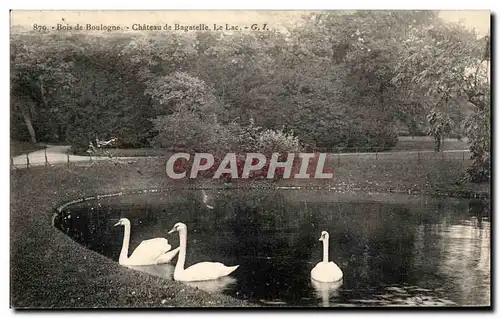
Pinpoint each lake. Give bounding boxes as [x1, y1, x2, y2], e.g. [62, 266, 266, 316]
[53, 189, 490, 307]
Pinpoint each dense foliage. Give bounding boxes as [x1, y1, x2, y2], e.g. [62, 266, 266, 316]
[10, 11, 490, 181]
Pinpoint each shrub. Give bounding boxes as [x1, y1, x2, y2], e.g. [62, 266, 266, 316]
[163, 119, 306, 181]
[149, 112, 226, 153]
[257, 128, 302, 154]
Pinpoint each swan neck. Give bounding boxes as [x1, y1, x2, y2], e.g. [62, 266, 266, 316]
[175, 228, 187, 275]
[322, 237, 329, 263]
[119, 223, 131, 262]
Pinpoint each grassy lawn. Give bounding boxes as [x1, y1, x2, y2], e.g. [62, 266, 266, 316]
[280, 153, 488, 198]
[10, 140, 46, 157]
[83, 137, 470, 158]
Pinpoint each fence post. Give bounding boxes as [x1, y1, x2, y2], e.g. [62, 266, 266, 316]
[417, 150, 420, 160]
[463, 150, 465, 161]
[44, 148, 48, 167]
[67, 153, 70, 167]
[337, 150, 340, 165]
[26, 154, 30, 168]
[375, 149, 378, 160]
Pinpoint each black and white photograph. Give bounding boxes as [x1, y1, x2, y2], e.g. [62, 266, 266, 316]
[9, 9, 491, 309]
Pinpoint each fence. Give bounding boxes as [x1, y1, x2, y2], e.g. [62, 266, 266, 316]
[10, 146, 472, 170]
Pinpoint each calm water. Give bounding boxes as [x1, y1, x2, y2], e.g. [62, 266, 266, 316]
[53, 190, 491, 307]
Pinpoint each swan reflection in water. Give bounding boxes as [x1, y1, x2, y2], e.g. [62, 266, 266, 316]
[311, 279, 343, 307]
[127, 264, 175, 279]
[126, 264, 237, 294]
[183, 276, 237, 294]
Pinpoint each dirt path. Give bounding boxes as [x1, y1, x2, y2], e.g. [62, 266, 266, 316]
[11, 145, 140, 168]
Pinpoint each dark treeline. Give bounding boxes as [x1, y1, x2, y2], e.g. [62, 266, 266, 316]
[10, 11, 490, 181]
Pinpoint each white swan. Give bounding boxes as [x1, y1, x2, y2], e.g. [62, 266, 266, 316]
[114, 218, 180, 266]
[168, 222, 239, 281]
[311, 231, 343, 282]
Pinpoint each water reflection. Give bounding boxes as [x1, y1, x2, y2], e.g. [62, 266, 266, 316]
[435, 220, 490, 306]
[345, 286, 457, 307]
[311, 279, 342, 307]
[127, 264, 175, 279]
[184, 276, 237, 294]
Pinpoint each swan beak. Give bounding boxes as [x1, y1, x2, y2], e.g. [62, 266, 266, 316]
[168, 228, 176, 234]
[114, 222, 120, 227]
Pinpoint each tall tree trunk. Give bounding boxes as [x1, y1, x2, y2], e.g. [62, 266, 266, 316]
[19, 102, 37, 144]
[434, 133, 441, 152]
[38, 77, 57, 141]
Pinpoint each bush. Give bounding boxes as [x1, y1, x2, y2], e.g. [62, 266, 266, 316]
[150, 112, 226, 153]
[256, 128, 302, 153]
[161, 118, 306, 181]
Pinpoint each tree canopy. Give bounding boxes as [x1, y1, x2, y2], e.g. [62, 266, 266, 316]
[10, 11, 490, 181]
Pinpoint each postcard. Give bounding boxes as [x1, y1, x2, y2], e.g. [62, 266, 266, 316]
[10, 10, 491, 309]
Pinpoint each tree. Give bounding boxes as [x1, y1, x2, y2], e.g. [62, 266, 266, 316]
[11, 33, 78, 143]
[11, 32, 163, 150]
[11, 12, 489, 169]
[464, 34, 490, 182]
[391, 18, 484, 136]
[285, 11, 440, 149]
[426, 109, 452, 151]
[392, 18, 490, 180]
[147, 72, 229, 153]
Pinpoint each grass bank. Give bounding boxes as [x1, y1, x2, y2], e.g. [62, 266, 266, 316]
[10, 155, 488, 308]
[319, 154, 489, 198]
[275, 153, 488, 199]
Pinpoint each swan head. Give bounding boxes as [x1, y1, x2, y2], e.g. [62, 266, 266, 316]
[168, 222, 187, 234]
[114, 218, 130, 227]
[319, 231, 329, 241]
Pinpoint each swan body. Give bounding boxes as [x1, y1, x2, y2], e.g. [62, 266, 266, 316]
[174, 262, 239, 282]
[154, 246, 181, 264]
[311, 262, 343, 283]
[168, 222, 239, 282]
[311, 231, 343, 283]
[115, 218, 180, 266]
